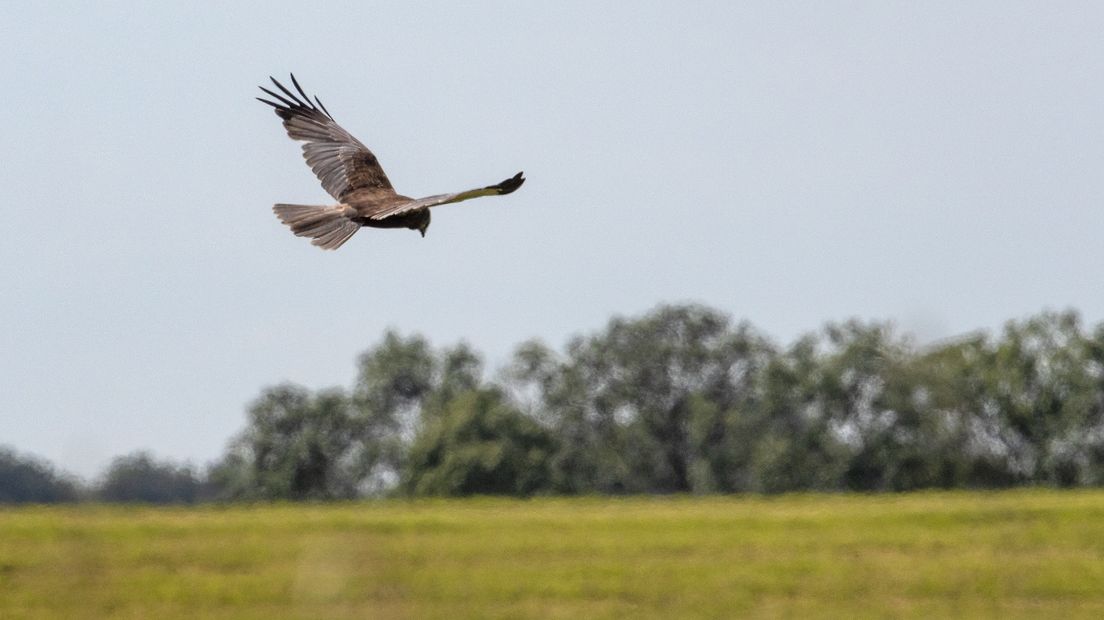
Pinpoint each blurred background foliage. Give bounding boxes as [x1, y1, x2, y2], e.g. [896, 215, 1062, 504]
[5, 304, 1104, 502]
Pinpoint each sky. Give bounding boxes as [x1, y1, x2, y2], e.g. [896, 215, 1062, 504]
[3, 2, 1104, 478]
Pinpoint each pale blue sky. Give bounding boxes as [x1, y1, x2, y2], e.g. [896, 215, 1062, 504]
[3, 2, 1103, 477]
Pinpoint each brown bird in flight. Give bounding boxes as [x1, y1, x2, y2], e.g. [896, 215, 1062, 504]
[258, 74, 525, 249]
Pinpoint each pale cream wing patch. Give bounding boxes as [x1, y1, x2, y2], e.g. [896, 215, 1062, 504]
[368, 187, 501, 220]
[368, 171, 526, 220]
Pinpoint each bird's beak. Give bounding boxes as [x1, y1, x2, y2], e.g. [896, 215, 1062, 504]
[420, 228, 426, 238]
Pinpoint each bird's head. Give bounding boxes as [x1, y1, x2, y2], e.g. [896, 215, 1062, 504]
[417, 210, 431, 237]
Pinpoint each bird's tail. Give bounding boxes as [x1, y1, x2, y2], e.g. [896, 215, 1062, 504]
[273, 204, 359, 250]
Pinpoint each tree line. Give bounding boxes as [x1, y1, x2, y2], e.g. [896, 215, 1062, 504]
[5, 304, 1104, 503]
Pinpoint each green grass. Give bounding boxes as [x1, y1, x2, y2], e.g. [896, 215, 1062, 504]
[2, 491, 1104, 618]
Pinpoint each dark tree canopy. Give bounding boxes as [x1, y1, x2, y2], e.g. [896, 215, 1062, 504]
[0, 446, 79, 503]
[403, 389, 553, 496]
[8, 304, 1104, 502]
[211, 385, 364, 500]
[180, 306, 1104, 499]
[97, 452, 200, 504]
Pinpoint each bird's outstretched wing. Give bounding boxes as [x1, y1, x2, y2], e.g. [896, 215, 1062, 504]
[368, 172, 525, 220]
[257, 74, 394, 201]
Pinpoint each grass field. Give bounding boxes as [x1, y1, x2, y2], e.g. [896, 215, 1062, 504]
[2, 491, 1104, 618]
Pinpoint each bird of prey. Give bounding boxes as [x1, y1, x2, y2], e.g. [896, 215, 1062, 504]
[257, 74, 525, 249]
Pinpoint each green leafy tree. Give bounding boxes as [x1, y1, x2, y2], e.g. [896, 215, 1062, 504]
[0, 446, 80, 503]
[403, 389, 554, 496]
[423, 342, 485, 419]
[213, 305, 1104, 498]
[352, 331, 439, 488]
[353, 330, 437, 426]
[596, 305, 733, 492]
[215, 384, 364, 500]
[1082, 322, 1104, 484]
[509, 305, 775, 494]
[214, 332, 495, 499]
[979, 311, 1104, 485]
[747, 335, 850, 492]
[97, 452, 200, 503]
[506, 338, 629, 493]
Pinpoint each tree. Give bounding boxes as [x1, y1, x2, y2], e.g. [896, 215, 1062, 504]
[353, 330, 437, 428]
[975, 311, 1104, 486]
[507, 304, 776, 494]
[403, 389, 554, 496]
[351, 330, 440, 489]
[505, 338, 628, 494]
[805, 320, 977, 491]
[425, 342, 484, 415]
[746, 335, 849, 493]
[0, 446, 79, 503]
[215, 384, 365, 500]
[97, 452, 200, 503]
[211, 304, 1104, 498]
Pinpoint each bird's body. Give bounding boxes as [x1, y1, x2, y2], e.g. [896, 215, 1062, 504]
[258, 74, 524, 249]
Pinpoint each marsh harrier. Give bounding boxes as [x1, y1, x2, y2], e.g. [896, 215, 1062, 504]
[258, 74, 524, 249]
